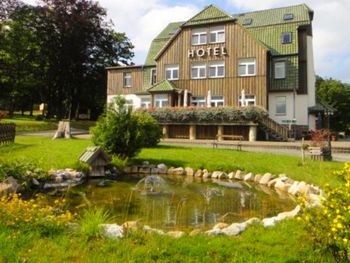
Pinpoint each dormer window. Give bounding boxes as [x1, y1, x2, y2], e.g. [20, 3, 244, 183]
[283, 13, 294, 21]
[209, 26, 225, 43]
[192, 29, 207, 45]
[242, 18, 252, 26]
[281, 32, 292, 44]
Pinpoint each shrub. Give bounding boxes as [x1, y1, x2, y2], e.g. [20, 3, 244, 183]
[301, 163, 350, 261]
[72, 161, 91, 176]
[0, 193, 74, 235]
[0, 111, 6, 121]
[78, 208, 111, 239]
[91, 97, 162, 159]
[110, 156, 129, 170]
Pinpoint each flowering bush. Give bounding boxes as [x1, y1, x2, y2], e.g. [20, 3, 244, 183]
[310, 129, 329, 147]
[301, 163, 350, 260]
[0, 193, 74, 235]
[138, 106, 268, 124]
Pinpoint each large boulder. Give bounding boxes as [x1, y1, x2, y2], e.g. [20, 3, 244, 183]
[171, 167, 185, 175]
[274, 180, 292, 192]
[194, 169, 203, 177]
[234, 170, 244, 180]
[259, 173, 274, 185]
[227, 172, 235, 179]
[185, 167, 195, 176]
[202, 169, 211, 178]
[244, 173, 255, 181]
[254, 174, 262, 183]
[212, 171, 227, 179]
[221, 223, 247, 236]
[157, 164, 168, 174]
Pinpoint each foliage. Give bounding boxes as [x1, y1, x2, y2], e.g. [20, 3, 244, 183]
[110, 156, 129, 170]
[139, 106, 268, 124]
[310, 129, 329, 147]
[78, 208, 111, 239]
[0, 193, 73, 235]
[91, 97, 162, 159]
[72, 161, 91, 176]
[301, 163, 350, 261]
[0, 111, 7, 121]
[316, 77, 350, 132]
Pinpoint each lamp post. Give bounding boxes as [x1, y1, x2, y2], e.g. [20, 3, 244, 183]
[325, 109, 333, 160]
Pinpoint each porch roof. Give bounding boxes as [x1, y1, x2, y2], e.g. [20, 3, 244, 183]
[147, 80, 180, 93]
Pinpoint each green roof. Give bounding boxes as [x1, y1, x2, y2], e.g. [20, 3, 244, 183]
[148, 80, 178, 92]
[233, 4, 312, 28]
[79, 146, 110, 165]
[183, 5, 234, 27]
[144, 22, 184, 65]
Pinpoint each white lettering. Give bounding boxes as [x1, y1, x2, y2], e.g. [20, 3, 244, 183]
[188, 49, 195, 58]
[187, 46, 228, 58]
[221, 47, 227, 56]
[207, 47, 212, 56]
[213, 47, 220, 56]
[197, 49, 205, 57]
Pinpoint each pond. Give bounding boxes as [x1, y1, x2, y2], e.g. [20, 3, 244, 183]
[63, 175, 296, 232]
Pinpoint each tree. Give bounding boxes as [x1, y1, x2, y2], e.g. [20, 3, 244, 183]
[91, 97, 162, 159]
[316, 77, 350, 132]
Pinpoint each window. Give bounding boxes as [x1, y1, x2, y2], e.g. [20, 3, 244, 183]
[191, 63, 206, 79]
[191, 96, 206, 107]
[276, 96, 287, 115]
[283, 13, 294, 21]
[140, 96, 151, 109]
[154, 94, 169, 108]
[242, 18, 252, 26]
[238, 58, 256, 76]
[150, 69, 157, 85]
[238, 94, 256, 107]
[281, 32, 292, 44]
[165, 65, 179, 80]
[209, 26, 225, 43]
[209, 61, 225, 78]
[210, 95, 224, 107]
[274, 60, 286, 79]
[123, 73, 132, 87]
[192, 29, 207, 45]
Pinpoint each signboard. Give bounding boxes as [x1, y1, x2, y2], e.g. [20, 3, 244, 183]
[188, 46, 228, 59]
[282, 119, 297, 124]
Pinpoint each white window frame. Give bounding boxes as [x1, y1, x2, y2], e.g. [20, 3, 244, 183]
[165, 65, 179, 80]
[191, 29, 207, 45]
[274, 60, 286, 79]
[210, 95, 224, 107]
[238, 94, 256, 107]
[209, 26, 225, 43]
[209, 61, 225, 78]
[191, 63, 207, 79]
[281, 32, 292, 44]
[140, 96, 151, 109]
[191, 96, 206, 107]
[154, 94, 169, 108]
[150, 68, 157, 85]
[275, 96, 287, 115]
[238, 58, 256, 77]
[123, 72, 132, 87]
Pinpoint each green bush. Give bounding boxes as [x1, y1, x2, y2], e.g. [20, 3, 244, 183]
[91, 97, 162, 159]
[301, 163, 350, 261]
[72, 161, 91, 176]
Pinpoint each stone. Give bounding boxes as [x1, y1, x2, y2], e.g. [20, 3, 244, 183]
[171, 167, 185, 175]
[157, 164, 168, 174]
[54, 174, 64, 183]
[122, 221, 143, 231]
[151, 168, 159, 174]
[262, 217, 278, 227]
[189, 229, 202, 236]
[244, 173, 255, 181]
[0, 183, 13, 196]
[213, 222, 229, 230]
[185, 167, 195, 176]
[267, 178, 279, 188]
[166, 231, 185, 238]
[254, 174, 262, 183]
[227, 172, 235, 179]
[306, 194, 323, 207]
[218, 172, 228, 179]
[2, 177, 21, 193]
[259, 173, 274, 185]
[100, 224, 124, 239]
[202, 169, 211, 178]
[142, 161, 150, 166]
[212, 171, 227, 179]
[211, 171, 221, 179]
[276, 205, 301, 220]
[288, 181, 300, 195]
[274, 181, 291, 192]
[194, 169, 203, 177]
[234, 170, 244, 180]
[206, 229, 223, 236]
[123, 167, 132, 174]
[139, 167, 151, 174]
[244, 217, 261, 225]
[167, 167, 175, 174]
[131, 166, 139, 174]
[297, 182, 310, 196]
[221, 223, 247, 236]
[144, 225, 164, 235]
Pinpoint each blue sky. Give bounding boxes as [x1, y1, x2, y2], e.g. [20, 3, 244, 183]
[23, 0, 350, 83]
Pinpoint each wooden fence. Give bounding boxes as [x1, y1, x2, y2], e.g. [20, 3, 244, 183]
[0, 123, 16, 144]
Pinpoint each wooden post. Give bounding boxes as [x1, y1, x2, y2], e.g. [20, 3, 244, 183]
[162, 125, 169, 139]
[301, 137, 305, 163]
[249, 125, 257, 142]
[217, 125, 223, 141]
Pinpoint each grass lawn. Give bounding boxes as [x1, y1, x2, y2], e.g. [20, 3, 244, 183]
[0, 136, 346, 262]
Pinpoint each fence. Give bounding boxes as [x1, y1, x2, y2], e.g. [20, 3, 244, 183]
[0, 123, 16, 144]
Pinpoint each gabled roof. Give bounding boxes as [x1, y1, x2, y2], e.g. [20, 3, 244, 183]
[148, 80, 179, 92]
[233, 4, 313, 28]
[79, 146, 111, 165]
[183, 5, 235, 27]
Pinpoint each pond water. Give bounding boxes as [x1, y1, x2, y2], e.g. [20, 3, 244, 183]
[63, 175, 296, 231]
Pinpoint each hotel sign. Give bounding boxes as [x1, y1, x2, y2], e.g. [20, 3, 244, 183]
[188, 46, 228, 58]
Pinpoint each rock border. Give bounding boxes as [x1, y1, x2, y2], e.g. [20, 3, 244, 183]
[107, 162, 324, 238]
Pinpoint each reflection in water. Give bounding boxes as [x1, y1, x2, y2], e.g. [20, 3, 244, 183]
[64, 175, 295, 231]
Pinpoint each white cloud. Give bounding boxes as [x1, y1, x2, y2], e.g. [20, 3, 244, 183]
[226, 0, 350, 82]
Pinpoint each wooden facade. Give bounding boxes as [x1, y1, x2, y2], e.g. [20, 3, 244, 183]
[107, 66, 144, 96]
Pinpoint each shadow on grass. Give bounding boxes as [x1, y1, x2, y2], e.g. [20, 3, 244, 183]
[0, 143, 32, 152]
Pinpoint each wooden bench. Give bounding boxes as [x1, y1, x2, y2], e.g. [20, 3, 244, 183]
[212, 135, 244, 150]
